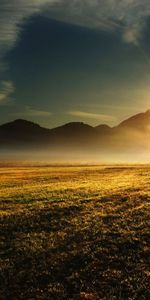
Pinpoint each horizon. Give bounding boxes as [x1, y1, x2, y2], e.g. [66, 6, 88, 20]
[1, 108, 150, 129]
[0, 107, 150, 163]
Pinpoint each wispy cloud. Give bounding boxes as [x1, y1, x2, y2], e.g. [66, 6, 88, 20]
[0, 0, 52, 53]
[68, 110, 116, 123]
[0, 0, 54, 97]
[45, 0, 150, 45]
[12, 106, 52, 118]
[1, 0, 150, 55]
[0, 81, 15, 105]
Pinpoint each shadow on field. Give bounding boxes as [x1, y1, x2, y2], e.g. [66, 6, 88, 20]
[0, 194, 149, 300]
[1, 203, 83, 233]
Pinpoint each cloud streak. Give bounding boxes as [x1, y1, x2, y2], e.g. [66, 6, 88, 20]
[0, 81, 14, 105]
[68, 110, 116, 123]
[12, 106, 52, 118]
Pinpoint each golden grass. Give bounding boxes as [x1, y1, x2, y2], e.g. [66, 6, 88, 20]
[0, 164, 150, 299]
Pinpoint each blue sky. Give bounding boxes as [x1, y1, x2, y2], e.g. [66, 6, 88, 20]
[0, 0, 150, 127]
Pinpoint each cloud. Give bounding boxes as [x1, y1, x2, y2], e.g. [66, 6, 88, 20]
[0, 81, 15, 105]
[12, 106, 52, 118]
[68, 110, 116, 123]
[1, 0, 150, 93]
[44, 0, 120, 32]
[0, 1, 53, 53]
[0, 0, 150, 69]
[44, 0, 150, 45]
[1, 0, 150, 57]
[0, 0, 55, 96]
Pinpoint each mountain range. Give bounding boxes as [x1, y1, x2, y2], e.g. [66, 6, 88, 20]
[0, 110, 150, 154]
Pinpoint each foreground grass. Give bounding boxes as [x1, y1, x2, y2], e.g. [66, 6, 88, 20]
[0, 164, 150, 299]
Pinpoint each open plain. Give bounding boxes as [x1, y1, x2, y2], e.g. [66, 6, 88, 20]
[0, 163, 150, 299]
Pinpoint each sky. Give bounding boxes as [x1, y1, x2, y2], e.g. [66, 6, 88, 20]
[0, 0, 150, 128]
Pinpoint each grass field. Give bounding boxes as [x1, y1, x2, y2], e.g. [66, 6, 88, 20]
[0, 163, 150, 299]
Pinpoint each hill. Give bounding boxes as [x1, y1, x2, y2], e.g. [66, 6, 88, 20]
[0, 110, 150, 153]
[118, 110, 150, 131]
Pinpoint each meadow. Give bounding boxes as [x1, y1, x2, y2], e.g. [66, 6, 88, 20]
[0, 163, 150, 300]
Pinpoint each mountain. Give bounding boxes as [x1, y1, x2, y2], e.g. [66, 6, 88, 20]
[0, 119, 51, 148]
[0, 109, 150, 153]
[1, 119, 43, 130]
[118, 110, 150, 131]
[0, 119, 96, 149]
[50, 122, 97, 148]
[0, 119, 50, 135]
[95, 124, 112, 134]
[50, 122, 95, 139]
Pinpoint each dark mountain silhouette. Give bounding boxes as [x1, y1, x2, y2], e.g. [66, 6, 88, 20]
[0, 119, 51, 149]
[50, 122, 95, 137]
[0, 119, 49, 135]
[95, 124, 112, 134]
[118, 110, 150, 131]
[0, 109, 150, 152]
[50, 122, 97, 147]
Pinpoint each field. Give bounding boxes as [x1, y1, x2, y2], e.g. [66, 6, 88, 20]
[0, 163, 150, 300]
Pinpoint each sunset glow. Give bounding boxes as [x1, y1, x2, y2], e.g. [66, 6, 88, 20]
[0, 2, 150, 300]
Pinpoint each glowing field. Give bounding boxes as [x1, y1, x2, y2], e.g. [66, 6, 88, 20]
[0, 164, 150, 299]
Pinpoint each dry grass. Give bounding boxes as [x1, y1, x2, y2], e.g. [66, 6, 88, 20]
[0, 164, 150, 299]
